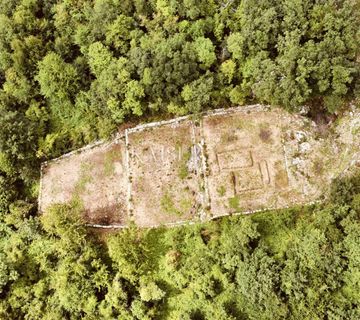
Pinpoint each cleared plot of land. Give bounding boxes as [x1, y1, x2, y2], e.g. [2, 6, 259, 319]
[202, 110, 305, 217]
[39, 105, 360, 228]
[127, 120, 202, 227]
[40, 138, 128, 225]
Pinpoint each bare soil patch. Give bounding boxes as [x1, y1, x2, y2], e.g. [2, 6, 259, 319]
[40, 138, 128, 225]
[127, 120, 203, 227]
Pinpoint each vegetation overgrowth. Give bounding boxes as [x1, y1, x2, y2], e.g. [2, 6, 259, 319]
[0, 0, 359, 319]
[0, 171, 359, 319]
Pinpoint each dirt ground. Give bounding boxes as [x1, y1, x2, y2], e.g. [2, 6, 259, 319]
[202, 109, 306, 217]
[127, 120, 203, 227]
[40, 138, 128, 225]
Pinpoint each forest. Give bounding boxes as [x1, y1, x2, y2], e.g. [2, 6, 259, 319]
[0, 0, 359, 319]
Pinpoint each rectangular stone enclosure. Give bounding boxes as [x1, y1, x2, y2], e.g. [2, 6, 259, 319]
[202, 110, 304, 218]
[39, 105, 314, 228]
[127, 120, 203, 227]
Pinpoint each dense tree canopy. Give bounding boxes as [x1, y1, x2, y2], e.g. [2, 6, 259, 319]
[0, 172, 358, 319]
[0, 0, 359, 171]
[0, 0, 359, 319]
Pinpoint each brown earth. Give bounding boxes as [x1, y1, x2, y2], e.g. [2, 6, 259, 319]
[127, 120, 203, 227]
[40, 138, 128, 225]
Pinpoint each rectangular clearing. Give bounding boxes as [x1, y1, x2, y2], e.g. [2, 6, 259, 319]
[127, 120, 203, 227]
[202, 109, 305, 217]
[39, 137, 128, 225]
[39, 104, 359, 228]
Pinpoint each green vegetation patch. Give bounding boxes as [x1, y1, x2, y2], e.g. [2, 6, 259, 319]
[74, 162, 94, 194]
[71, 162, 94, 208]
[217, 185, 226, 197]
[228, 195, 241, 212]
[3, 171, 358, 319]
[160, 189, 193, 217]
[103, 149, 121, 176]
[177, 147, 191, 180]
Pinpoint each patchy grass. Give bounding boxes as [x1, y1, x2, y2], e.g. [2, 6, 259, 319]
[351, 126, 360, 136]
[104, 149, 121, 176]
[217, 185, 226, 197]
[220, 131, 238, 144]
[70, 162, 94, 209]
[274, 161, 288, 189]
[160, 190, 192, 216]
[178, 148, 191, 180]
[313, 158, 324, 175]
[233, 118, 254, 131]
[160, 192, 182, 216]
[160, 192, 176, 215]
[74, 162, 93, 194]
[228, 195, 241, 212]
